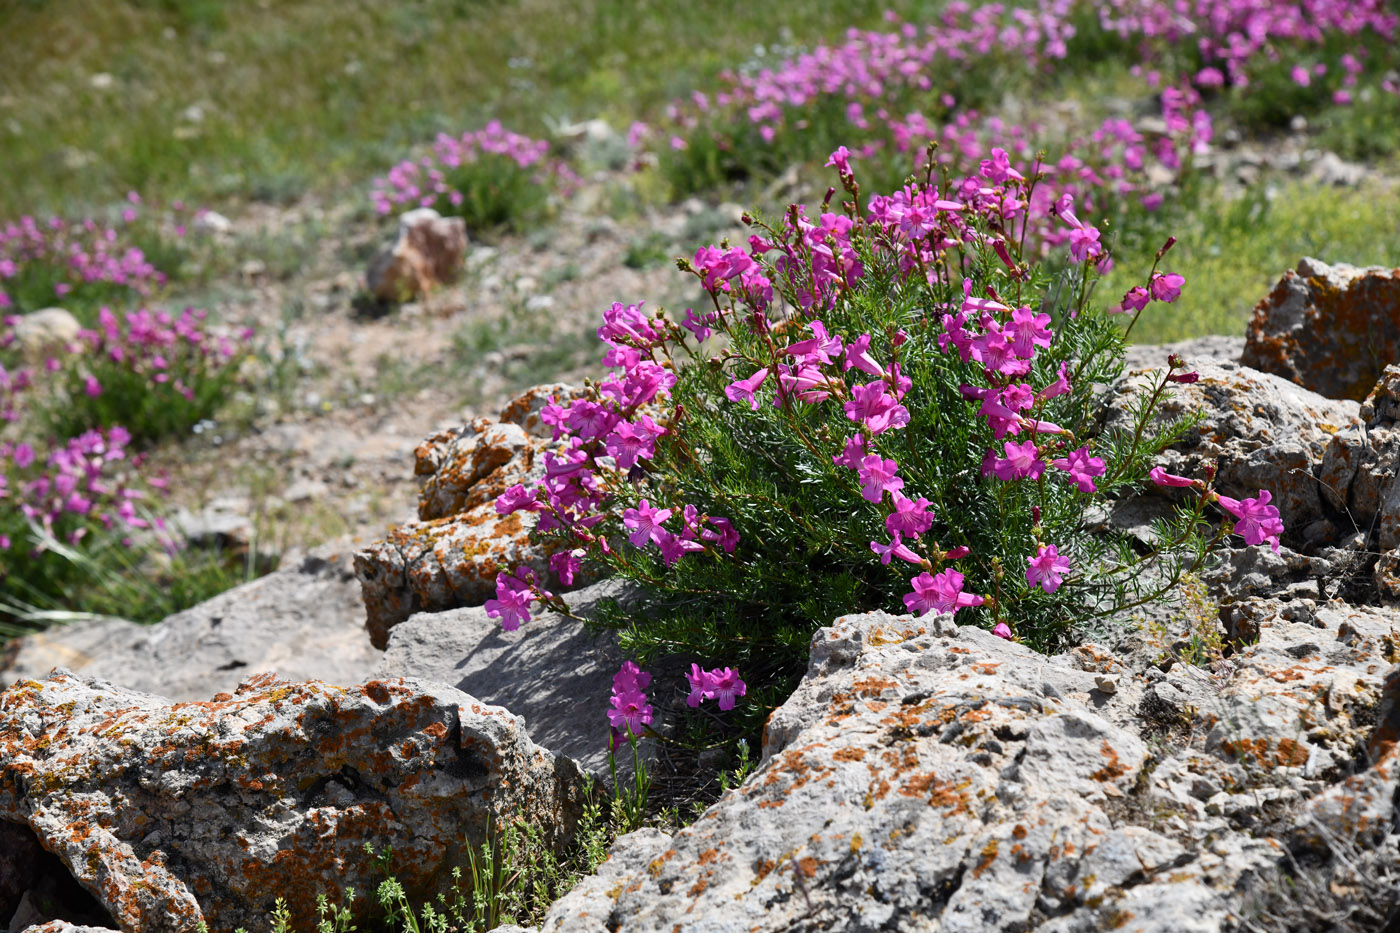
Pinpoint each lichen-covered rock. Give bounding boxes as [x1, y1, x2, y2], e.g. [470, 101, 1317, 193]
[0, 671, 587, 933]
[365, 207, 467, 303]
[1101, 359, 1359, 537]
[541, 598, 1397, 933]
[355, 387, 583, 648]
[1241, 256, 1400, 402]
[1, 549, 379, 700]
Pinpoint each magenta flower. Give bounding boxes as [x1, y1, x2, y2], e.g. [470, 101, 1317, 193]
[701, 516, 740, 553]
[706, 668, 747, 710]
[681, 308, 712, 343]
[1217, 490, 1285, 552]
[871, 533, 922, 566]
[1149, 467, 1197, 488]
[991, 439, 1046, 481]
[1150, 272, 1186, 303]
[843, 380, 909, 435]
[857, 455, 903, 503]
[904, 568, 984, 616]
[496, 483, 539, 515]
[622, 498, 672, 548]
[1026, 544, 1071, 594]
[1007, 307, 1053, 358]
[885, 494, 933, 538]
[549, 549, 582, 586]
[1050, 447, 1107, 493]
[825, 145, 852, 175]
[992, 622, 1013, 640]
[685, 664, 708, 707]
[608, 688, 653, 738]
[484, 571, 536, 631]
[1118, 286, 1151, 313]
[84, 375, 102, 397]
[686, 665, 747, 710]
[832, 433, 866, 470]
[614, 660, 652, 694]
[725, 367, 769, 410]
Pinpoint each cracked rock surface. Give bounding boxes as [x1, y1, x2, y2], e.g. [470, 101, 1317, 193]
[540, 599, 1397, 933]
[0, 671, 588, 933]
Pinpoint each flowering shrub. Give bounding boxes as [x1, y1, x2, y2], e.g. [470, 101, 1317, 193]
[1, 306, 251, 446]
[371, 121, 578, 232]
[0, 209, 167, 319]
[0, 427, 174, 612]
[650, 0, 1396, 254]
[490, 151, 1284, 716]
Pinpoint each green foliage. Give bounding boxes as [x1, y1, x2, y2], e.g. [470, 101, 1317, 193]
[435, 154, 553, 234]
[1102, 180, 1400, 344]
[40, 345, 242, 447]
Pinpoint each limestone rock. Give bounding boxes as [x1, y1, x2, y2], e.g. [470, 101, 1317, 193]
[375, 580, 625, 774]
[365, 208, 467, 303]
[541, 599, 1398, 932]
[1241, 256, 1400, 402]
[0, 670, 588, 933]
[1120, 335, 1244, 374]
[355, 388, 582, 648]
[1, 549, 380, 701]
[1101, 359, 1359, 537]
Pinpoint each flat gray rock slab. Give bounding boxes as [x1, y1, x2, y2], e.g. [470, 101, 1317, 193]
[376, 580, 626, 774]
[1, 549, 381, 700]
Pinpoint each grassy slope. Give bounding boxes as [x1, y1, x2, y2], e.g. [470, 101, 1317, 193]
[0, 0, 931, 216]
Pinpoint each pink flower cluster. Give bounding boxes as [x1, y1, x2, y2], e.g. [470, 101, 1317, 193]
[370, 120, 579, 215]
[1095, 0, 1396, 91]
[77, 306, 245, 402]
[608, 661, 654, 746]
[487, 301, 740, 630]
[0, 212, 165, 310]
[685, 664, 747, 710]
[0, 427, 169, 554]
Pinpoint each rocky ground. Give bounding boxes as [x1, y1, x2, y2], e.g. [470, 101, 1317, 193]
[4, 266, 1400, 929]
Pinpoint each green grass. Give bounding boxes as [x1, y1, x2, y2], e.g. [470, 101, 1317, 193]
[1103, 180, 1400, 344]
[0, 0, 943, 218]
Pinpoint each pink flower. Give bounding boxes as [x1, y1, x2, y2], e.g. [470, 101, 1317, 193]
[843, 380, 909, 435]
[550, 549, 582, 586]
[705, 668, 747, 710]
[1118, 286, 1150, 314]
[992, 622, 1013, 640]
[685, 664, 708, 707]
[991, 439, 1045, 481]
[885, 494, 933, 538]
[1149, 467, 1196, 488]
[825, 146, 852, 175]
[1050, 447, 1107, 493]
[681, 309, 712, 343]
[1217, 490, 1284, 552]
[484, 571, 536, 631]
[725, 367, 769, 410]
[871, 533, 922, 566]
[857, 455, 903, 503]
[1150, 272, 1185, 303]
[1007, 307, 1053, 358]
[608, 688, 653, 738]
[832, 433, 866, 470]
[1026, 544, 1070, 594]
[903, 568, 984, 616]
[622, 498, 672, 548]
